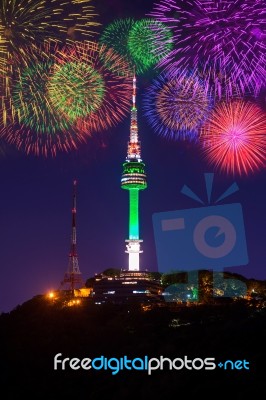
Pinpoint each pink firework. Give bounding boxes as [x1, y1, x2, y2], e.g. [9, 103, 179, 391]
[200, 100, 266, 175]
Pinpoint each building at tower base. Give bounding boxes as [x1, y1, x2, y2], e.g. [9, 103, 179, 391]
[92, 270, 163, 306]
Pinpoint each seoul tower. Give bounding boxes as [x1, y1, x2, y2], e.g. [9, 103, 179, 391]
[60, 180, 84, 293]
[121, 74, 147, 271]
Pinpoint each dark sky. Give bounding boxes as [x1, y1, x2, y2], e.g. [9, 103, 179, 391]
[0, 0, 266, 313]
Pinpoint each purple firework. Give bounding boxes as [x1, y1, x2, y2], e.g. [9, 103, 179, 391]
[149, 0, 266, 99]
[143, 68, 213, 141]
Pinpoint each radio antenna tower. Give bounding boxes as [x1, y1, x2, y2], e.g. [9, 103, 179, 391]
[121, 73, 147, 271]
[60, 180, 84, 293]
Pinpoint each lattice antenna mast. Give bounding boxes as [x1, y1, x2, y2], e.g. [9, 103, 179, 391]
[61, 180, 83, 292]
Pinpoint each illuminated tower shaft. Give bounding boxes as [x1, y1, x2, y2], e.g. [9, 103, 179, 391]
[61, 180, 83, 292]
[121, 75, 147, 271]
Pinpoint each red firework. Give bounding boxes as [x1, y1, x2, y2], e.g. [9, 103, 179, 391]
[200, 100, 266, 176]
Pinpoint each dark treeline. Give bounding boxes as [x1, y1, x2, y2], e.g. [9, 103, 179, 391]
[1, 290, 266, 399]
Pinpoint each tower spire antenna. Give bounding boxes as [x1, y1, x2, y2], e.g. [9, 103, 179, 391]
[60, 179, 84, 294]
[132, 67, 136, 110]
[121, 73, 147, 271]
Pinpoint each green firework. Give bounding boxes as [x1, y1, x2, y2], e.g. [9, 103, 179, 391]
[128, 18, 173, 74]
[12, 61, 71, 134]
[99, 18, 135, 69]
[48, 62, 105, 122]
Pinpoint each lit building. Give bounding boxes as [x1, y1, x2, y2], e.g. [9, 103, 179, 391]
[93, 270, 163, 305]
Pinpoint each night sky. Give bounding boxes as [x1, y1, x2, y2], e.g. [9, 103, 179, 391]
[1, 0, 266, 313]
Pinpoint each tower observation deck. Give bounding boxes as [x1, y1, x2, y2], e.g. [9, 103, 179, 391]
[121, 74, 147, 271]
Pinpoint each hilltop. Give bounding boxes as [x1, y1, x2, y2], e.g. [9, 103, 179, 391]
[1, 271, 266, 398]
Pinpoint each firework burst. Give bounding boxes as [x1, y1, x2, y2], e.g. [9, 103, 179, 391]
[143, 69, 213, 141]
[0, 0, 100, 132]
[48, 61, 105, 122]
[150, 0, 266, 98]
[200, 100, 266, 175]
[99, 17, 173, 75]
[12, 61, 71, 134]
[0, 0, 99, 50]
[0, 23, 7, 75]
[127, 18, 173, 74]
[0, 43, 87, 157]
[55, 41, 132, 133]
[99, 18, 135, 69]
[1, 124, 87, 158]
